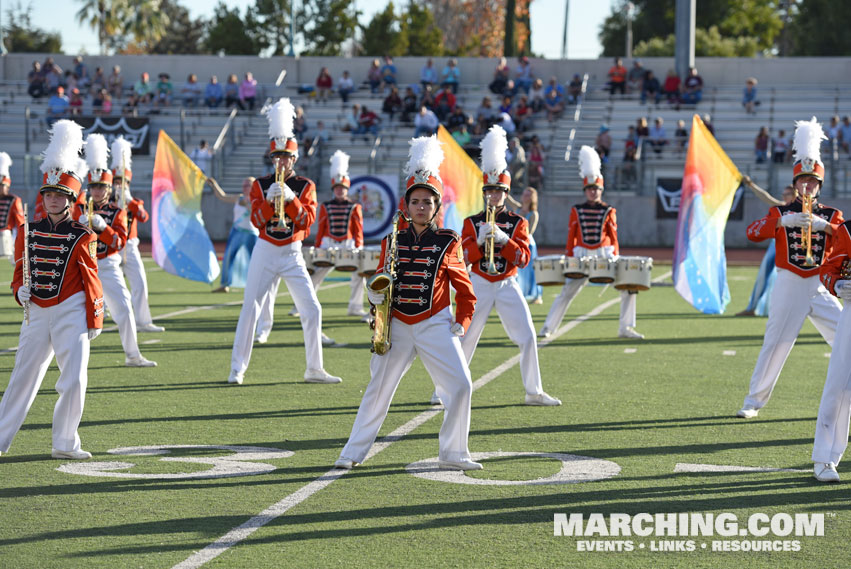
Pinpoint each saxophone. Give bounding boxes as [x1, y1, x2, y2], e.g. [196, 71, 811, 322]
[367, 210, 405, 355]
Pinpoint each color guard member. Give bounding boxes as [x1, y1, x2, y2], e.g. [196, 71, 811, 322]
[0, 152, 24, 259]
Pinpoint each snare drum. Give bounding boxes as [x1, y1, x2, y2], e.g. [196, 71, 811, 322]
[533, 255, 566, 286]
[614, 256, 653, 291]
[313, 247, 337, 268]
[563, 256, 589, 279]
[336, 248, 360, 272]
[302, 246, 316, 275]
[358, 246, 382, 277]
[0, 230, 12, 257]
[587, 257, 617, 284]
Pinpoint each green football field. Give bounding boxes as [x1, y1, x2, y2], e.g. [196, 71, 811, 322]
[0, 258, 848, 569]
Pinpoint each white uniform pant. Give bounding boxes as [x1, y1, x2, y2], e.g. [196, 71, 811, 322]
[311, 265, 365, 313]
[123, 237, 154, 327]
[100, 253, 141, 359]
[231, 239, 323, 374]
[340, 307, 473, 463]
[542, 277, 637, 333]
[254, 279, 280, 339]
[813, 302, 851, 465]
[0, 293, 89, 453]
[461, 274, 543, 396]
[744, 269, 841, 409]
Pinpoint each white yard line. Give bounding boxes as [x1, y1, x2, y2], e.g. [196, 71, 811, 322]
[173, 270, 673, 568]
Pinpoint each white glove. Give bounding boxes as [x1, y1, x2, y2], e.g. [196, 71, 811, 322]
[492, 227, 509, 245]
[835, 280, 851, 301]
[17, 285, 31, 303]
[367, 288, 385, 305]
[123, 188, 133, 202]
[320, 236, 334, 249]
[87, 328, 102, 341]
[811, 215, 829, 232]
[282, 185, 296, 203]
[450, 322, 465, 337]
[476, 223, 491, 245]
[80, 214, 107, 231]
[265, 182, 283, 202]
[780, 212, 809, 228]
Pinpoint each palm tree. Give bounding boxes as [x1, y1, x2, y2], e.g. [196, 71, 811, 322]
[76, 0, 125, 55]
[76, 0, 169, 54]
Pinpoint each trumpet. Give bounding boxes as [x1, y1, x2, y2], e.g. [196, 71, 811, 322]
[484, 205, 499, 275]
[22, 204, 30, 325]
[274, 165, 290, 230]
[367, 210, 406, 355]
[802, 185, 816, 267]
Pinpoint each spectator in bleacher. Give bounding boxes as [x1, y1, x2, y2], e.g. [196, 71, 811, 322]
[662, 68, 681, 105]
[674, 119, 688, 155]
[64, 71, 78, 95]
[414, 105, 439, 137]
[529, 77, 545, 112]
[636, 116, 649, 139]
[441, 58, 460, 94]
[754, 126, 770, 163]
[544, 88, 565, 123]
[434, 85, 457, 122]
[27, 61, 46, 98]
[90, 66, 105, 97]
[367, 59, 382, 94]
[647, 117, 668, 156]
[354, 105, 381, 140]
[507, 136, 526, 185]
[515, 56, 533, 94]
[772, 129, 789, 163]
[182, 74, 202, 107]
[294, 106, 308, 139]
[680, 67, 703, 105]
[44, 59, 63, 94]
[527, 135, 545, 188]
[595, 124, 612, 160]
[154, 73, 172, 107]
[623, 130, 637, 183]
[224, 73, 242, 109]
[475, 96, 496, 134]
[108, 65, 124, 99]
[702, 113, 714, 136]
[447, 105, 469, 133]
[513, 95, 532, 133]
[839, 116, 851, 155]
[627, 60, 645, 94]
[498, 112, 516, 136]
[46, 86, 69, 125]
[204, 76, 223, 108]
[122, 93, 140, 115]
[640, 70, 661, 105]
[608, 57, 627, 96]
[567, 74, 583, 105]
[498, 95, 513, 116]
[341, 104, 360, 132]
[543, 76, 564, 99]
[742, 77, 759, 114]
[419, 84, 436, 111]
[452, 122, 472, 147]
[489, 56, 510, 95]
[315, 67, 333, 104]
[503, 79, 519, 99]
[380, 56, 397, 91]
[826, 115, 840, 154]
[134, 72, 153, 104]
[338, 70, 355, 104]
[72, 56, 90, 90]
[93, 88, 111, 116]
[382, 86, 403, 121]
[420, 58, 438, 91]
[68, 88, 83, 116]
[624, 125, 638, 156]
[239, 72, 257, 110]
[401, 87, 418, 123]
[312, 120, 330, 146]
[190, 140, 213, 175]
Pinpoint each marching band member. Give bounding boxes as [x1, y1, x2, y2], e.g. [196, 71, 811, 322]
[0, 152, 24, 259]
[538, 146, 644, 340]
[0, 120, 103, 459]
[460, 126, 561, 406]
[79, 133, 157, 367]
[335, 136, 480, 471]
[313, 150, 367, 320]
[111, 137, 164, 333]
[228, 98, 341, 385]
[738, 118, 844, 419]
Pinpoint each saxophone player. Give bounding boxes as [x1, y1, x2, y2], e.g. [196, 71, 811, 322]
[738, 117, 844, 420]
[335, 136, 479, 471]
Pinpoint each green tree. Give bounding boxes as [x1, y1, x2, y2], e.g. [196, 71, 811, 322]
[633, 26, 761, 57]
[76, 0, 124, 55]
[76, 0, 170, 55]
[205, 3, 259, 55]
[789, 0, 851, 55]
[360, 2, 407, 57]
[250, 0, 303, 56]
[4, 2, 62, 53]
[301, 0, 359, 56]
[147, 0, 206, 54]
[404, 2, 442, 56]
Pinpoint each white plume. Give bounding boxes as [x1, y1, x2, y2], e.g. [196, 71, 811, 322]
[40, 120, 84, 174]
[0, 152, 11, 179]
[578, 145, 602, 181]
[479, 125, 508, 175]
[404, 136, 444, 178]
[110, 137, 133, 173]
[793, 116, 826, 164]
[84, 133, 110, 172]
[329, 150, 350, 181]
[72, 157, 89, 182]
[264, 97, 296, 141]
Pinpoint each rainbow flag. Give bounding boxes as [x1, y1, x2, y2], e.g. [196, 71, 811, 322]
[673, 115, 742, 314]
[436, 125, 482, 232]
[151, 130, 220, 283]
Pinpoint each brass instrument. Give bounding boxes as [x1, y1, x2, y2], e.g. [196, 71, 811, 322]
[802, 184, 816, 267]
[484, 205, 499, 275]
[22, 204, 30, 325]
[367, 210, 405, 355]
[120, 160, 128, 262]
[87, 197, 94, 230]
[274, 165, 290, 230]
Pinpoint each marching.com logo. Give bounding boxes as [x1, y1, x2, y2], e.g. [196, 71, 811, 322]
[554, 513, 826, 552]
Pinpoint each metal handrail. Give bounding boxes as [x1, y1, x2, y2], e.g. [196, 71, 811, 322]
[368, 135, 382, 174]
[213, 107, 239, 153]
[552, 73, 590, 187]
